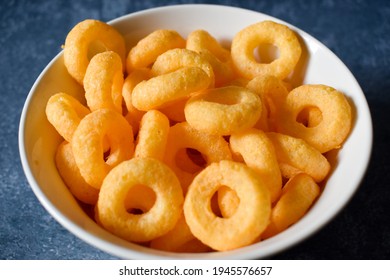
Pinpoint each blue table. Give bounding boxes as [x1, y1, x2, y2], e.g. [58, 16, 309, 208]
[1, 0, 389, 259]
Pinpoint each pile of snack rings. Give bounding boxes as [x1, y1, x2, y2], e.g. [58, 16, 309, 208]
[46, 19, 352, 253]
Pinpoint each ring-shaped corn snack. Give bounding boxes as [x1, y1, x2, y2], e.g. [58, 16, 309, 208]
[151, 48, 215, 87]
[261, 173, 320, 239]
[266, 132, 330, 182]
[132, 67, 211, 111]
[122, 68, 151, 134]
[84, 51, 124, 114]
[126, 29, 186, 72]
[55, 141, 99, 205]
[231, 21, 301, 80]
[184, 86, 262, 135]
[230, 128, 282, 202]
[246, 74, 289, 130]
[184, 160, 271, 251]
[72, 109, 134, 189]
[163, 122, 232, 193]
[46, 92, 90, 142]
[97, 157, 183, 242]
[275, 84, 352, 153]
[64, 19, 126, 85]
[134, 110, 170, 161]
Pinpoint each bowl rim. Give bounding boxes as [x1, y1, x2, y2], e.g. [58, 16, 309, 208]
[18, 3, 373, 259]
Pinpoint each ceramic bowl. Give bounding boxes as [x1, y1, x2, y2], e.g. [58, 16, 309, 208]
[19, 4, 372, 259]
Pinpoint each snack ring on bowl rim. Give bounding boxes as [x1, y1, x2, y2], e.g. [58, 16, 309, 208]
[132, 67, 211, 111]
[134, 110, 170, 161]
[97, 157, 184, 243]
[275, 84, 352, 153]
[230, 128, 282, 202]
[231, 20, 301, 80]
[55, 141, 99, 205]
[266, 132, 330, 182]
[163, 122, 232, 194]
[184, 160, 271, 251]
[45, 92, 90, 142]
[151, 48, 215, 87]
[184, 86, 262, 136]
[63, 19, 126, 85]
[126, 29, 186, 72]
[84, 51, 124, 114]
[261, 173, 320, 239]
[72, 108, 134, 189]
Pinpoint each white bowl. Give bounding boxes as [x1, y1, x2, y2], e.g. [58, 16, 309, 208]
[19, 4, 373, 259]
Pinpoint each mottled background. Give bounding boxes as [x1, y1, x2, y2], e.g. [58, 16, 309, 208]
[1, 0, 389, 259]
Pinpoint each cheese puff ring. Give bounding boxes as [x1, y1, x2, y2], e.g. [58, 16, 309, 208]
[276, 84, 352, 153]
[151, 48, 215, 87]
[231, 21, 301, 80]
[97, 157, 183, 243]
[246, 75, 289, 131]
[72, 109, 134, 189]
[132, 67, 211, 111]
[184, 86, 262, 136]
[84, 51, 123, 114]
[186, 30, 235, 86]
[46, 92, 90, 142]
[64, 19, 126, 85]
[134, 110, 170, 161]
[150, 214, 210, 253]
[230, 128, 282, 202]
[55, 141, 99, 205]
[186, 29, 231, 62]
[261, 173, 320, 239]
[163, 122, 232, 194]
[184, 160, 271, 251]
[122, 68, 151, 134]
[126, 29, 186, 72]
[266, 132, 330, 182]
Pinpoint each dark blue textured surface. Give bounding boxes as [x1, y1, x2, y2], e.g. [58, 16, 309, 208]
[1, 0, 389, 259]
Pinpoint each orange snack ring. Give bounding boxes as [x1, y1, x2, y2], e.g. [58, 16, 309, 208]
[134, 110, 170, 161]
[122, 68, 151, 134]
[46, 92, 90, 142]
[266, 132, 330, 182]
[72, 109, 134, 189]
[84, 51, 124, 114]
[55, 141, 99, 205]
[246, 74, 289, 131]
[132, 67, 211, 111]
[230, 128, 282, 202]
[186, 29, 231, 62]
[276, 84, 352, 153]
[184, 86, 262, 136]
[261, 173, 320, 239]
[163, 122, 232, 194]
[150, 214, 207, 253]
[184, 160, 271, 251]
[198, 50, 237, 87]
[151, 48, 215, 87]
[126, 29, 186, 72]
[231, 20, 301, 80]
[97, 157, 183, 242]
[63, 19, 126, 85]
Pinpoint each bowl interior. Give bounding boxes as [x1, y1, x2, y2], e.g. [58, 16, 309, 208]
[19, 4, 372, 259]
